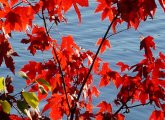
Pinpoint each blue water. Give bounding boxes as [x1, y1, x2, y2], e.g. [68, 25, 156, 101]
[1, 1, 165, 120]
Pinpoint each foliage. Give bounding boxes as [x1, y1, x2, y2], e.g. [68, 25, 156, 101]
[0, 0, 165, 120]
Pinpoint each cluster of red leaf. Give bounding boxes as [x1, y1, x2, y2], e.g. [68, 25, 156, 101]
[0, 0, 165, 120]
[95, 0, 165, 32]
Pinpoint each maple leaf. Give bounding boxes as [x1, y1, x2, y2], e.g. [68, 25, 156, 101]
[95, 0, 116, 22]
[93, 57, 102, 73]
[139, 92, 148, 104]
[97, 101, 112, 113]
[159, 0, 165, 12]
[21, 26, 52, 55]
[96, 38, 111, 54]
[4, 10, 22, 34]
[92, 86, 100, 97]
[140, 36, 155, 62]
[61, 35, 80, 53]
[72, 0, 89, 23]
[149, 110, 164, 120]
[108, 71, 122, 88]
[116, 114, 125, 120]
[99, 63, 112, 87]
[99, 76, 110, 87]
[86, 103, 93, 113]
[116, 61, 129, 72]
[0, 0, 9, 7]
[10, 0, 18, 7]
[1, 6, 35, 34]
[21, 61, 43, 81]
[0, 38, 18, 73]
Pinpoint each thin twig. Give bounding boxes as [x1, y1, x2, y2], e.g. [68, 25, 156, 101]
[13, 105, 25, 119]
[41, 8, 49, 36]
[113, 84, 142, 116]
[77, 11, 120, 101]
[48, 22, 55, 33]
[26, 0, 43, 19]
[106, 28, 130, 39]
[123, 101, 150, 109]
[11, 1, 23, 9]
[52, 46, 72, 113]
[13, 82, 35, 97]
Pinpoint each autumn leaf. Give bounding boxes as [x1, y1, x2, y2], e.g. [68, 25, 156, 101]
[22, 92, 39, 108]
[116, 61, 129, 72]
[96, 38, 111, 54]
[159, 0, 165, 12]
[139, 92, 148, 104]
[73, 0, 89, 23]
[99, 76, 110, 87]
[0, 38, 18, 73]
[116, 114, 125, 120]
[92, 86, 100, 97]
[99, 63, 112, 87]
[149, 110, 164, 120]
[21, 61, 42, 81]
[2, 6, 35, 34]
[140, 36, 155, 62]
[86, 103, 93, 113]
[97, 101, 112, 113]
[61, 35, 80, 53]
[10, 0, 18, 7]
[108, 71, 122, 88]
[21, 25, 52, 55]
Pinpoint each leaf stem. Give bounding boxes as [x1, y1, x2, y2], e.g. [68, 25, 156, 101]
[12, 105, 25, 120]
[41, 8, 49, 36]
[123, 101, 150, 109]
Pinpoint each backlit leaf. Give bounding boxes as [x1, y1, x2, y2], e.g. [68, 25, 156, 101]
[0, 100, 11, 114]
[97, 101, 112, 113]
[140, 36, 155, 62]
[0, 77, 5, 92]
[22, 92, 39, 108]
[96, 38, 111, 54]
[36, 78, 51, 91]
[149, 110, 164, 120]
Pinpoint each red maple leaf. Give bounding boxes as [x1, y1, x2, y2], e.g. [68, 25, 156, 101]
[97, 101, 112, 113]
[159, 0, 165, 12]
[92, 86, 100, 97]
[1, 6, 35, 34]
[140, 36, 155, 62]
[149, 110, 164, 120]
[96, 38, 111, 54]
[0, 36, 18, 73]
[21, 61, 43, 81]
[21, 25, 52, 55]
[116, 61, 129, 72]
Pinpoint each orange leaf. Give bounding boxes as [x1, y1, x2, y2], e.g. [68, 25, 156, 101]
[159, 0, 165, 12]
[92, 86, 100, 97]
[149, 110, 164, 120]
[96, 38, 111, 54]
[97, 101, 112, 113]
[140, 36, 155, 62]
[73, 3, 82, 23]
[116, 62, 129, 72]
[116, 114, 125, 120]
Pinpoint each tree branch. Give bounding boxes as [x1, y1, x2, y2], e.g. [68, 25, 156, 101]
[41, 8, 49, 36]
[52, 46, 72, 113]
[123, 101, 150, 109]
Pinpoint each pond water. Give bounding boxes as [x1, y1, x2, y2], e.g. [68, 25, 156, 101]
[1, 1, 165, 120]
